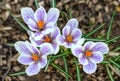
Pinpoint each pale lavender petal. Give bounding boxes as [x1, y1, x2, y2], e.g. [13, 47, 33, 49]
[89, 52, 103, 63]
[71, 28, 82, 41]
[21, 7, 34, 24]
[92, 42, 109, 54]
[17, 55, 33, 65]
[83, 62, 97, 74]
[83, 41, 95, 51]
[25, 62, 40, 76]
[63, 42, 73, 48]
[30, 36, 42, 47]
[42, 22, 54, 34]
[14, 41, 31, 55]
[57, 35, 65, 45]
[78, 54, 89, 65]
[46, 8, 60, 24]
[51, 27, 60, 39]
[38, 56, 47, 68]
[76, 38, 85, 46]
[27, 19, 39, 31]
[62, 26, 70, 38]
[71, 45, 83, 57]
[66, 18, 78, 30]
[34, 32, 44, 40]
[40, 43, 54, 56]
[34, 7, 47, 22]
[52, 43, 60, 54]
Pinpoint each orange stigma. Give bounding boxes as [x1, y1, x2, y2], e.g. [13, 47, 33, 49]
[37, 21, 44, 29]
[32, 54, 39, 61]
[44, 35, 51, 43]
[85, 51, 92, 57]
[66, 35, 72, 42]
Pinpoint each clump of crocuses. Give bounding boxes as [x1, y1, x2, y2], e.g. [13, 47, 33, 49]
[14, 6, 109, 76]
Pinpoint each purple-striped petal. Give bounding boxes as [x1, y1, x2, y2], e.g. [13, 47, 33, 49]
[43, 22, 54, 34]
[78, 54, 89, 65]
[25, 62, 41, 76]
[76, 38, 85, 46]
[71, 28, 82, 41]
[63, 42, 73, 48]
[21, 7, 34, 24]
[46, 8, 60, 24]
[34, 7, 47, 22]
[27, 19, 39, 31]
[34, 32, 44, 40]
[17, 55, 33, 65]
[83, 41, 95, 51]
[57, 35, 65, 45]
[71, 45, 83, 57]
[52, 43, 60, 54]
[51, 27, 60, 39]
[40, 43, 54, 56]
[92, 42, 109, 54]
[66, 18, 78, 30]
[14, 41, 31, 55]
[83, 62, 97, 74]
[62, 26, 70, 38]
[89, 52, 103, 63]
[38, 56, 47, 68]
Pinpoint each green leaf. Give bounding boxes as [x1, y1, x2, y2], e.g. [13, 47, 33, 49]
[106, 65, 114, 81]
[63, 56, 68, 81]
[51, 63, 72, 78]
[10, 13, 29, 31]
[113, 47, 120, 52]
[100, 61, 110, 64]
[106, 11, 116, 40]
[34, 0, 39, 8]
[51, 0, 56, 8]
[10, 71, 26, 76]
[86, 38, 105, 42]
[114, 55, 120, 61]
[106, 36, 120, 43]
[108, 59, 120, 69]
[6, 43, 14, 47]
[85, 23, 105, 38]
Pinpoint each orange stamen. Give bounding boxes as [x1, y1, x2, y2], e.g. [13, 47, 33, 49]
[66, 35, 72, 42]
[44, 35, 51, 43]
[37, 21, 44, 29]
[85, 51, 92, 57]
[32, 54, 39, 61]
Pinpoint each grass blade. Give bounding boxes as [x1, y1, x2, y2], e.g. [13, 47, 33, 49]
[34, 0, 39, 8]
[63, 56, 68, 81]
[10, 13, 29, 31]
[51, 63, 72, 78]
[86, 38, 105, 42]
[51, 0, 56, 8]
[6, 43, 14, 47]
[113, 47, 120, 52]
[115, 55, 120, 61]
[106, 11, 116, 40]
[85, 23, 105, 38]
[108, 59, 120, 69]
[74, 58, 81, 81]
[106, 65, 114, 81]
[106, 36, 120, 43]
[10, 71, 26, 76]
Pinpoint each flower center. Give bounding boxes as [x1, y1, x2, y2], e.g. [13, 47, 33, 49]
[85, 51, 92, 57]
[32, 54, 39, 61]
[37, 21, 44, 30]
[66, 35, 72, 42]
[44, 35, 51, 43]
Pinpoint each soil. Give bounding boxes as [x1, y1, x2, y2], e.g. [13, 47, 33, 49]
[0, 0, 120, 81]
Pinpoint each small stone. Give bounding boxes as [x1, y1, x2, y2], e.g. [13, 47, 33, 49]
[95, 4, 102, 11]
[18, 76, 25, 81]
[90, 17, 95, 24]
[13, 66, 21, 72]
[105, 6, 109, 13]
[113, 1, 119, 6]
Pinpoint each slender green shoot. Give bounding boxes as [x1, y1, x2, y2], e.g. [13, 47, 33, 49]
[86, 38, 105, 42]
[106, 11, 116, 40]
[85, 23, 105, 38]
[6, 43, 14, 47]
[63, 56, 68, 81]
[51, 0, 56, 8]
[114, 55, 120, 61]
[34, 0, 40, 8]
[10, 71, 26, 76]
[51, 63, 72, 78]
[108, 59, 120, 69]
[113, 47, 120, 52]
[106, 36, 120, 43]
[10, 13, 29, 31]
[106, 65, 114, 81]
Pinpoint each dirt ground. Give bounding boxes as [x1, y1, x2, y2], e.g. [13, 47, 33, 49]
[0, 0, 120, 81]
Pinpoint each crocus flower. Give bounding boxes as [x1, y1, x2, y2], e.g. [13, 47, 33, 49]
[71, 41, 109, 74]
[30, 27, 60, 54]
[21, 6, 60, 40]
[57, 18, 84, 48]
[14, 41, 54, 76]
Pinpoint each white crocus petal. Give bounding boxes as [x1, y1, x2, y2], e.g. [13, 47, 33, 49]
[43, 22, 54, 34]
[62, 26, 70, 38]
[40, 43, 54, 56]
[46, 8, 60, 24]
[57, 35, 65, 45]
[78, 54, 89, 65]
[52, 43, 60, 54]
[71, 45, 83, 57]
[17, 55, 33, 65]
[76, 38, 85, 46]
[21, 7, 34, 24]
[14, 41, 31, 55]
[66, 18, 78, 30]
[83, 62, 97, 74]
[92, 42, 109, 54]
[27, 19, 38, 31]
[83, 41, 95, 51]
[38, 56, 47, 68]
[25, 63, 41, 76]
